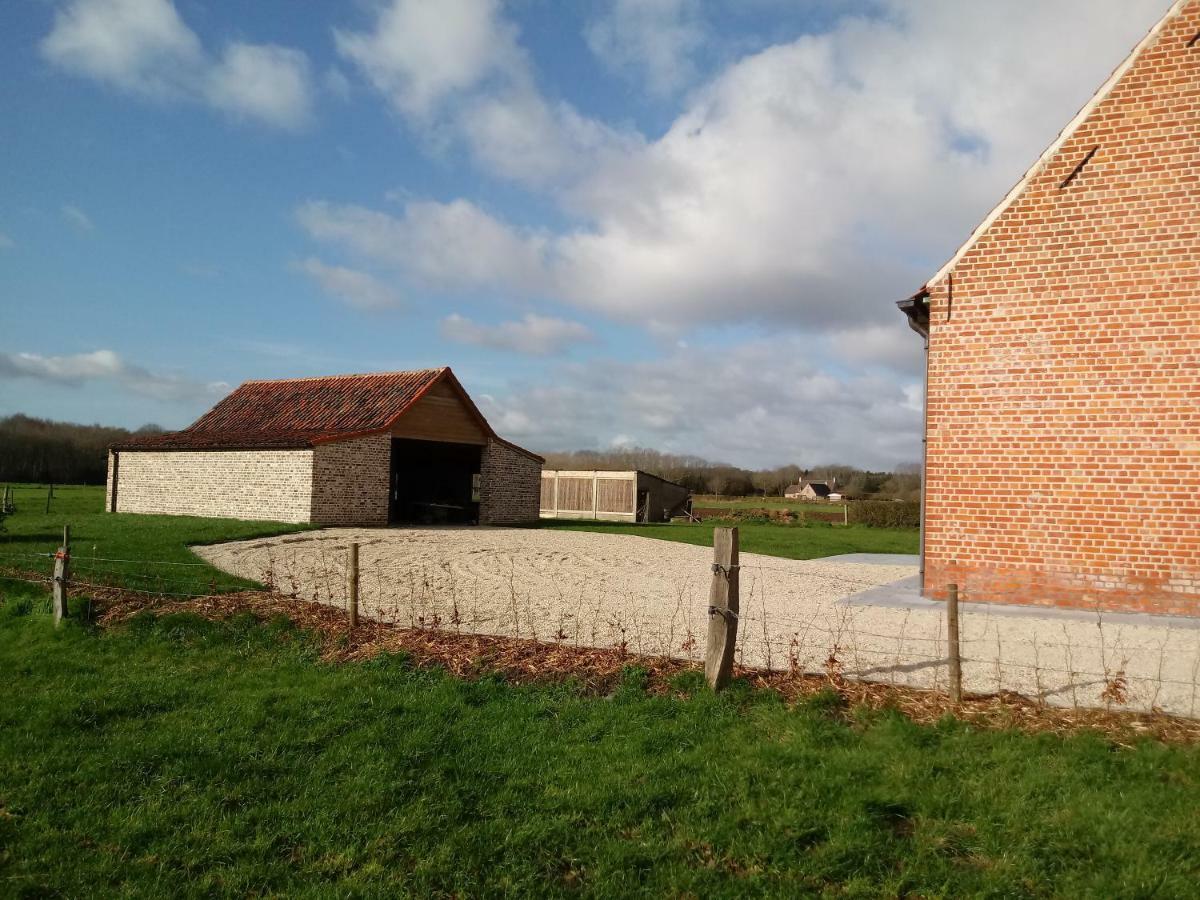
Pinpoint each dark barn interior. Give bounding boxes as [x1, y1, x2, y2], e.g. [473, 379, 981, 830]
[389, 438, 482, 524]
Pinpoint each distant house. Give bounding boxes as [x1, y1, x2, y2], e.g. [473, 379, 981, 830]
[803, 482, 832, 500]
[897, 0, 1200, 615]
[783, 484, 804, 499]
[108, 367, 543, 526]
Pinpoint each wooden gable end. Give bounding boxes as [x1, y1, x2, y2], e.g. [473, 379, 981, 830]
[390, 379, 488, 445]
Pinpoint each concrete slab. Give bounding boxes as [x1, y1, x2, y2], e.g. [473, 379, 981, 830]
[822, 553, 920, 567]
[840, 575, 1200, 631]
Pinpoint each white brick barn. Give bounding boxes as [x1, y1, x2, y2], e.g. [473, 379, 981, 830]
[106, 368, 543, 526]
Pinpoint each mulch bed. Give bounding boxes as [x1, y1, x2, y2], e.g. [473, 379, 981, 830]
[63, 584, 1200, 746]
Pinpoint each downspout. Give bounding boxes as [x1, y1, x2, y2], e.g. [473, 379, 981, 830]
[896, 291, 930, 594]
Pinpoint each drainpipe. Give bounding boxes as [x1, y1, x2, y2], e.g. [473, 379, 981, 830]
[897, 291, 931, 594]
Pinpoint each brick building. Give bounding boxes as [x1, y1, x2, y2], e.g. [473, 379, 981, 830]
[900, 0, 1200, 615]
[107, 368, 542, 526]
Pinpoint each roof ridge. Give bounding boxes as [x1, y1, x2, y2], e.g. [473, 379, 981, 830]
[240, 367, 448, 385]
[920, 0, 1190, 291]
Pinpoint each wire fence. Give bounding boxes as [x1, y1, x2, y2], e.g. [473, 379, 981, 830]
[4, 535, 1200, 718]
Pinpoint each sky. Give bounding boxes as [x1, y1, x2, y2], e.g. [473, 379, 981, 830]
[0, 0, 1171, 469]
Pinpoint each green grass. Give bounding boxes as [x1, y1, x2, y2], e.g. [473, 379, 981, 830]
[542, 520, 918, 560]
[2, 596, 1199, 897]
[0, 483, 310, 593]
[694, 495, 839, 513]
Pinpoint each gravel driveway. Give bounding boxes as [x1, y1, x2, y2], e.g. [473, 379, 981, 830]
[196, 526, 1200, 717]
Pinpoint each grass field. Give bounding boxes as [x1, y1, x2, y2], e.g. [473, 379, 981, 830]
[0, 483, 310, 593]
[693, 495, 839, 513]
[541, 519, 918, 560]
[2, 585, 1199, 896]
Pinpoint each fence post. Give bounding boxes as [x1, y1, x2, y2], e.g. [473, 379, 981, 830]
[946, 582, 962, 703]
[705, 526, 740, 691]
[347, 542, 360, 629]
[843, 503, 848, 526]
[53, 524, 70, 626]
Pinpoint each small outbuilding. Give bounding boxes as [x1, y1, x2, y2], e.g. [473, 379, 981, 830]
[107, 368, 543, 526]
[539, 470, 691, 522]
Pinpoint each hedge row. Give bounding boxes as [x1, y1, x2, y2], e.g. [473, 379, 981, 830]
[847, 500, 921, 528]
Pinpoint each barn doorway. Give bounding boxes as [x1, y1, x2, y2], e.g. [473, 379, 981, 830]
[389, 438, 482, 525]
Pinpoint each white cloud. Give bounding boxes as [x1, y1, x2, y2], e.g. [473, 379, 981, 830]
[61, 204, 94, 232]
[335, 0, 639, 189]
[39, 0, 202, 97]
[314, 0, 1167, 337]
[295, 257, 403, 310]
[475, 337, 923, 469]
[40, 0, 314, 128]
[205, 43, 313, 130]
[0, 349, 228, 403]
[334, 0, 520, 118]
[296, 199, 550, 297]
[441, 313, 592, 356]
[585, 0, 706, 97]
[460, 87, 641, 189]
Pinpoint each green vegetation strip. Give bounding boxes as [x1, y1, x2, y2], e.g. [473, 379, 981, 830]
[540, 520, 919, 560]
[1, 586, 1198, 897]
[0, 484, 310, 594]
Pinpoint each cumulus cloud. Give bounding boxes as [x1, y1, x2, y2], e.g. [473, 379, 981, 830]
[295, 257, 403, 310]
[585, 0, 706, 97]
[334, 0, 520, 118]
[336, 0, 639, 188]
[204, 43, 313, 129]
[61, 204, 94, 232]
[0, 349, 229, 403]
[441, 313, 592, 356]
[40, 0, 313, 128]
[313, 0, 1166, 333]
[296, 199, 550, 296]
[475, 337, 924, 469]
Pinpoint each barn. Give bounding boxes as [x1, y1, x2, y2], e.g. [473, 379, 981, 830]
[898, 0, 1200, 615]
[538, 470, 691, 522]
[106, 368, 543, 526]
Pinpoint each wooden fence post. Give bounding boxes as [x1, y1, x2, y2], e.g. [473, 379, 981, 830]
[53, 524, 70, 626]
[347, 542, 360, 629]
[946, 582, 962, 703]
[843, 503, 849, 526]
[704, 526, 740, 691]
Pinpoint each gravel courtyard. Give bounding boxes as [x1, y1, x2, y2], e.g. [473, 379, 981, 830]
[196, 527, 1200, 718]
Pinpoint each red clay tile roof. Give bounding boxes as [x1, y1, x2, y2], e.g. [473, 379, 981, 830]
[112, 367, 543, 461]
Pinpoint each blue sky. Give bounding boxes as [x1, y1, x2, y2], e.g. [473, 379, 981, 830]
[0, 0, 1168, 468]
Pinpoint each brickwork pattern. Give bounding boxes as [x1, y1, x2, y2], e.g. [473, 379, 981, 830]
[479, 440, 542, 525]
[923, 2, 1200, 614]
[111, 449, 314, 523]
[310, 434, 390, 526]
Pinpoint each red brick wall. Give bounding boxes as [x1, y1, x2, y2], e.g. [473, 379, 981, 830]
[923, 1, 1200, 615]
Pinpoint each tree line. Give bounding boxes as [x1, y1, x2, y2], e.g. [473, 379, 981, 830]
[0, 414, 163, 485]
[0, 414, 921, 500]
[541, 447, 921, 501]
